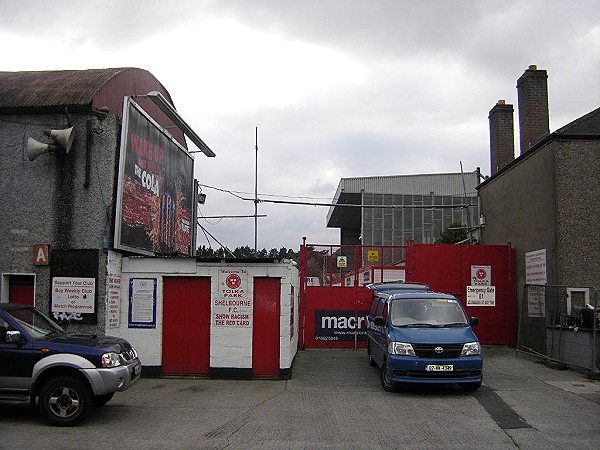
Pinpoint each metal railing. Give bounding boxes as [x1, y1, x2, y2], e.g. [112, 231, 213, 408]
[518, 284, 599, 378]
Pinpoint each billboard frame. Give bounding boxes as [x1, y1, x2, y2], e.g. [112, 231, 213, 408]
[114, 96, 196, 256]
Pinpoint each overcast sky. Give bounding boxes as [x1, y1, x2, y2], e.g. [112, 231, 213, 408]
[2, 1, 599, 251]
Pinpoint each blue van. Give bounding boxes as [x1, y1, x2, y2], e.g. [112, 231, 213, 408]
[366, 290, 482, 392]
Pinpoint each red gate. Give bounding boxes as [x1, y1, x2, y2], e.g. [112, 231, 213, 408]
[405, 242, 516, 346]
[299, 240, 516, 348]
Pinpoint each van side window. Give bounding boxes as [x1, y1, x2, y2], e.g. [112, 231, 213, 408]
[376, 297, 385, 317]
[369, 295, 380, 315]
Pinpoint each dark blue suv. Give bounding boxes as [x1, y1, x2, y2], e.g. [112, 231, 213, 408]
[0, 303, 142, 426]
[366, 290, 483, 392]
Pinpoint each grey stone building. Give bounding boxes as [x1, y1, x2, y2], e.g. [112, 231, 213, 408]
[480, 65, 600, 291]
[0, 68, 206, 333]
[480, 66, 600, 373]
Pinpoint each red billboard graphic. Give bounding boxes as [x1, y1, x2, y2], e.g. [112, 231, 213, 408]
[115, 98, 194, 255]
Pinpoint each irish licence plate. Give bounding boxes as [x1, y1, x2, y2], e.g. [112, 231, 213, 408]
[426, 364, 453, 372]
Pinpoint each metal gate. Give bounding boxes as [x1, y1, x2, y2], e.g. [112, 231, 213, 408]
[519, 284, 600, 377]
[299, 239, 516, 349]
[299, 241, 408, 349]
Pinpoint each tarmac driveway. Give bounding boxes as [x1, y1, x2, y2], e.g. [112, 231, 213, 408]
[1, 346, 599, 449]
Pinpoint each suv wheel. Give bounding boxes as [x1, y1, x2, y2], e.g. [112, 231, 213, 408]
[39, 376, 91, 426]
[380, 360, 400, 392]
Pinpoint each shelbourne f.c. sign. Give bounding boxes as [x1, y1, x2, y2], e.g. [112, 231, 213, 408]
[114, 97, 195, 256]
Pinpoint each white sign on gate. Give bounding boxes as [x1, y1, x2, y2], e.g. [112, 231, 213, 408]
[467, 286, 496, 306]
[471, 265, 491, 286]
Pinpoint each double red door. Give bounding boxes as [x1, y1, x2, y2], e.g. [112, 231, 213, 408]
[162, 277, 211, 376]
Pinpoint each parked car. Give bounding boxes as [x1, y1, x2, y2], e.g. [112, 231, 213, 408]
[0, 303, 142, 426]
[366, 290, 482, 392]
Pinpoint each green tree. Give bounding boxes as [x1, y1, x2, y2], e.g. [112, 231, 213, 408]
[196, 245, 299, 262]
[436, 222, 469, 244]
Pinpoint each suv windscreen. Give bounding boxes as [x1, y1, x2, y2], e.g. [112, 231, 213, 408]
[390, 298, 468, 327]
[6, 307, 64, 339]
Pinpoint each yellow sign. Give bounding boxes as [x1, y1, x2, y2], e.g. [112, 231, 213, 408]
[337, 256, 347, 268]
[367, 250, 379, 262]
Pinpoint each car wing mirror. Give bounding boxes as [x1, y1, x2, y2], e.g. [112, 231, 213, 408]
[374, 316, 385, 327]
[6, 330, 23, 344]
[470, 317, 479, 326]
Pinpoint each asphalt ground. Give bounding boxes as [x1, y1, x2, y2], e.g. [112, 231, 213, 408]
[1, 346, 599, 450]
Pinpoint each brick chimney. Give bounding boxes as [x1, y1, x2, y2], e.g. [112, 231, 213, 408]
[516, 65, 550, 153]
[489, 99, 515, 175]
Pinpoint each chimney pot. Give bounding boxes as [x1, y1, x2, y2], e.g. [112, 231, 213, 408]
[528, 65, 537, 70]
[498, 99, 506, 105]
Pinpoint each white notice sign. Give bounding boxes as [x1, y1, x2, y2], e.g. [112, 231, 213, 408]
[471, 265, 491, 286]
[525, 249, 547, 284]
[467, 286, 496, 306]
[52, 277, 96, 313]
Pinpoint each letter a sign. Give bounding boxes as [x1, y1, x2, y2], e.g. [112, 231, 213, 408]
[33, 244, 50, 266]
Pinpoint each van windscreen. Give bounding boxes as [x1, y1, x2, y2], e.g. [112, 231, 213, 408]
[390, 298, 468, 327]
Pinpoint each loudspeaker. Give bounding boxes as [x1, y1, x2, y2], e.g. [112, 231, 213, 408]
[27, 137, 51, 161]
[46, 126, 75, 154]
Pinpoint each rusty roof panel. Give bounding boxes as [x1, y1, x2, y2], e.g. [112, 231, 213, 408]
[0, 68, 130, 109]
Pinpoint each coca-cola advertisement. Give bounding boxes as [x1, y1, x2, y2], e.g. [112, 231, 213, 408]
[115, 99, 194, 256]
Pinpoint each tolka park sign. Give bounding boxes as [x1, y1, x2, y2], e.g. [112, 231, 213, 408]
[214, 269, 251, 327]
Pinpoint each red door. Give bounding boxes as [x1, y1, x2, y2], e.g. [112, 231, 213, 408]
[252, 277, 281, 378]
[162, 277, 211, 376]
[9, 275, 34, 306]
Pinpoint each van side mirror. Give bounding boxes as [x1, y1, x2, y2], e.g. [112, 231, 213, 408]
[374, 316, 385, 327]
[470, 317, 479, 326]
[6, 330, 23, 344]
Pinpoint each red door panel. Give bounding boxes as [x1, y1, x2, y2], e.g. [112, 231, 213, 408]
[162, 277, 211, 375]
[9, 275, 34, 306]
[252, 278, 281, 378]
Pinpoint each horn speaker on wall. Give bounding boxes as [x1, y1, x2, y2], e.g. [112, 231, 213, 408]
[27, 138, 51, 161]
[48, 126, 75, 154]
[27, 127, 75, 161]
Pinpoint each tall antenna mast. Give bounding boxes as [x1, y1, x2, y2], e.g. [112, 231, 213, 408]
[254, 127, 258, 254]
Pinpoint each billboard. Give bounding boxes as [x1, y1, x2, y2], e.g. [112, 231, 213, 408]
[115, 97, 195, 255]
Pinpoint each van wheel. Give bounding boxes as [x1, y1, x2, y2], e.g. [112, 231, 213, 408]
[39, 376, 91, 426]
[380, 361, 399, 392]
[367, 343, 376, 367]
[459, 382, 482, 392]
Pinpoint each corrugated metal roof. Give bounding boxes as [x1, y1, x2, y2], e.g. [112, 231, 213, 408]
[0, 67, 189, 148]
[326, 171, 480, 227]
[333, 171, 479, 199]
[0, 68, 131, 109]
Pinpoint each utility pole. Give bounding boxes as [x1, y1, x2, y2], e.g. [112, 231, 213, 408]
[254, 127, 258, 255]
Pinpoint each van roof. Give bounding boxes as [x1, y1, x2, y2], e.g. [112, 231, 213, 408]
[384, 291, 457, 301]
[367, 281, 430, 293]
